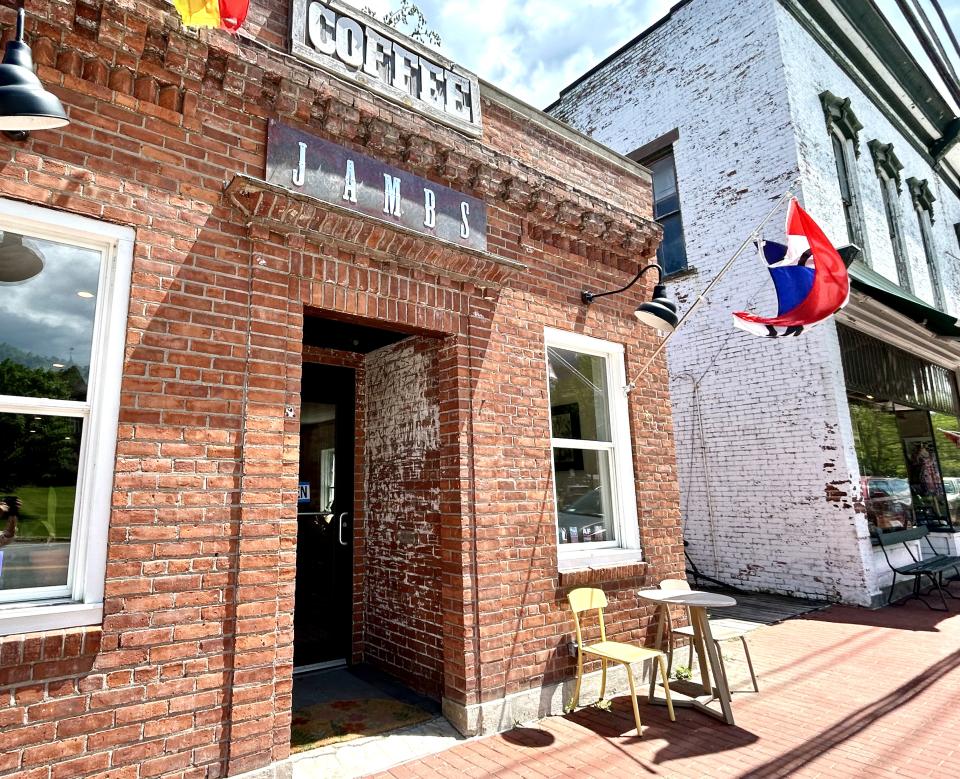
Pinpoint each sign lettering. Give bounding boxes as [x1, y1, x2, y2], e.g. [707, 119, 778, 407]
[291, 0, 482, 136]
[298, 482, 311, 504]
[266, 121, 488, 252]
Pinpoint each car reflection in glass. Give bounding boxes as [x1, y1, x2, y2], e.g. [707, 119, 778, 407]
[862, 477, 913, 531]
[557, 487, 608, 543]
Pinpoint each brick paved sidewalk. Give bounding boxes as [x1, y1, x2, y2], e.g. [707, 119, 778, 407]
[373, 601, 960, 778]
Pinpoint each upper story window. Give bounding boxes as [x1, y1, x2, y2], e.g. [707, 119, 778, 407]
[868, 140, 912, 291]
[908, 177, 947, 311]
[821, 91, 867, 257]
[645, 150, 688, 276]
[0, 200, 133, 635]
[545, 329, 639, 558]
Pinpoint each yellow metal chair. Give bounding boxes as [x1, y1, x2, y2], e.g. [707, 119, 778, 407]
[660, 578, 760, 693]
[566, 587, 675, 736]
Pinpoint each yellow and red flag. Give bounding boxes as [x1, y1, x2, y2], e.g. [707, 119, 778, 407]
[174, 0, 249, 32]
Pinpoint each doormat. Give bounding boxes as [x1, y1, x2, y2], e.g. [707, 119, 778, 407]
[290, 697, 434, 752]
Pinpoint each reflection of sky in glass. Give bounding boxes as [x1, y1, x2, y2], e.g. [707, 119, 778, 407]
[0, 232, 100, 374]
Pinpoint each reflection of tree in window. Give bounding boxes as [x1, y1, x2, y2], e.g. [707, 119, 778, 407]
[0, 363, 83, 544]
[0, 411, 81, 543]
[849, 400, 907, 479]
[932, 412, 960, 524]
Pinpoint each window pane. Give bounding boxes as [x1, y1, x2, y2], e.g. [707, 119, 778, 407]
[657, 213, 688, 275]
[548, 348, 610, 441]
[0, 412, 82, 592]
[932, 412, 960, 526]
[849, 399, 914, 534]
[649, 154, 678, 206]
[554, 448, 615, 544]
[897, 409, 950, 529]
[0, 231, 101, 402]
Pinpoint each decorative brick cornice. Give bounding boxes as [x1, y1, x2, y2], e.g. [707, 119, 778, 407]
[225, 175, 525, 288]
[821, 91, 864, 157]
[868, 140, 903, 192]
[907, 177, 936, 219]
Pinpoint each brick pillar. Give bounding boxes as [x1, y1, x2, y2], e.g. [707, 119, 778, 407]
[437, 331, 477, 714]
[223, 227, 302, 776]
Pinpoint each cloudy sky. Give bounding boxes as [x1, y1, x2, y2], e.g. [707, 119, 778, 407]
[359, 0, 674, 108]
[357, 0, 960, 112]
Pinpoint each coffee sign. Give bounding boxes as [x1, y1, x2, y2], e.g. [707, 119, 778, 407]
[291, 0, 482, 137]
[266, 121, 488, 252]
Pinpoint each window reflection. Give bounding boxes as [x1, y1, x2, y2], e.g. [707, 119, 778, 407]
[850, 397, 960, 534]
[0, 231, 99, 402]
[548, 345, 618, 546]
[0, 413, 82, 591]
[554, 449, 615, 545]
[645, 151, 687, 275]
[547, 348, 611, 442]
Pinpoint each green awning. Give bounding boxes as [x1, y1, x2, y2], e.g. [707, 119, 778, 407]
[848, 260, 960, 338]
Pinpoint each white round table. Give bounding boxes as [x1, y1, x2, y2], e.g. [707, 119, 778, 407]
[637, 588, 738, 725]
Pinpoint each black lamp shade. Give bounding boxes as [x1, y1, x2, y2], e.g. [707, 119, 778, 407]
[0, 15, 68, 132]
[634, 283, 678, 333]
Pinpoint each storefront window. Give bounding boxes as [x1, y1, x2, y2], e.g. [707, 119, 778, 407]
[0, 200, 132, 634]
[840, 324, 960, 534]
[545, 329, 639, 555]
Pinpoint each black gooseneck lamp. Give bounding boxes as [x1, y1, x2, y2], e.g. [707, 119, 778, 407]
[0, 0, 69, 141]
[581, 262, 679, 333]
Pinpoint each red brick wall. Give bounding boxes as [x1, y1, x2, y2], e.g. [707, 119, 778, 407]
[363, 338, 444, 698]
[0, 1, 681, 777]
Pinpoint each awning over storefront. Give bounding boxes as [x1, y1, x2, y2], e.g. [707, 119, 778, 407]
[849, 260, 960, 338]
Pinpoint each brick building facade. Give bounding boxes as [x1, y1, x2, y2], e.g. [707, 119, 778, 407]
[549, 0, 960, 606]
[0, 1, 683, 777]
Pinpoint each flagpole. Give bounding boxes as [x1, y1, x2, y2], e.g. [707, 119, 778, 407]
[626, 176, 801, 392]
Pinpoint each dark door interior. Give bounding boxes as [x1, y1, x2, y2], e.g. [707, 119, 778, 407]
[294, 363, 355, 669]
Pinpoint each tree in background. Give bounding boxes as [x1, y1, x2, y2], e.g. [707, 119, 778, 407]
[364, 1, 441, 46]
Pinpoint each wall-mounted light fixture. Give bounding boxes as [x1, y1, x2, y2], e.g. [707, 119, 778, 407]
[0, 1, 69, 141]
[581, 262, 679, 333]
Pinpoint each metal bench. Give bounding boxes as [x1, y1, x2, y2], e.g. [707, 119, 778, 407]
[873, 527, 960, 611]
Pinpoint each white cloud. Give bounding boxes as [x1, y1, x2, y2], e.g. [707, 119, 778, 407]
[354, 0, 674, 108]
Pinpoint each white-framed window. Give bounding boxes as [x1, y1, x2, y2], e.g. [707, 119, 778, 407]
[545, 328, 640, 561]
[0, 199, 133, 635]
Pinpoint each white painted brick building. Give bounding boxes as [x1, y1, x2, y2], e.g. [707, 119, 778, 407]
[549, 0, 960, 605]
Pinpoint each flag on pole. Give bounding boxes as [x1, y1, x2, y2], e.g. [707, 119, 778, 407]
[173, 0, 249, 32]
[733, 198, 850, 337]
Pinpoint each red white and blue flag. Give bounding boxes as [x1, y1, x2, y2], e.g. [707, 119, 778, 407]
[733, 198, 850, 337]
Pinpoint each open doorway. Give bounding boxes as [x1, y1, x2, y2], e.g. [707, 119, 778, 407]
[292, 315, 446, 755]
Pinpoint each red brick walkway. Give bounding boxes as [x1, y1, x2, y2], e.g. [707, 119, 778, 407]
[375, 602, 960, 778]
